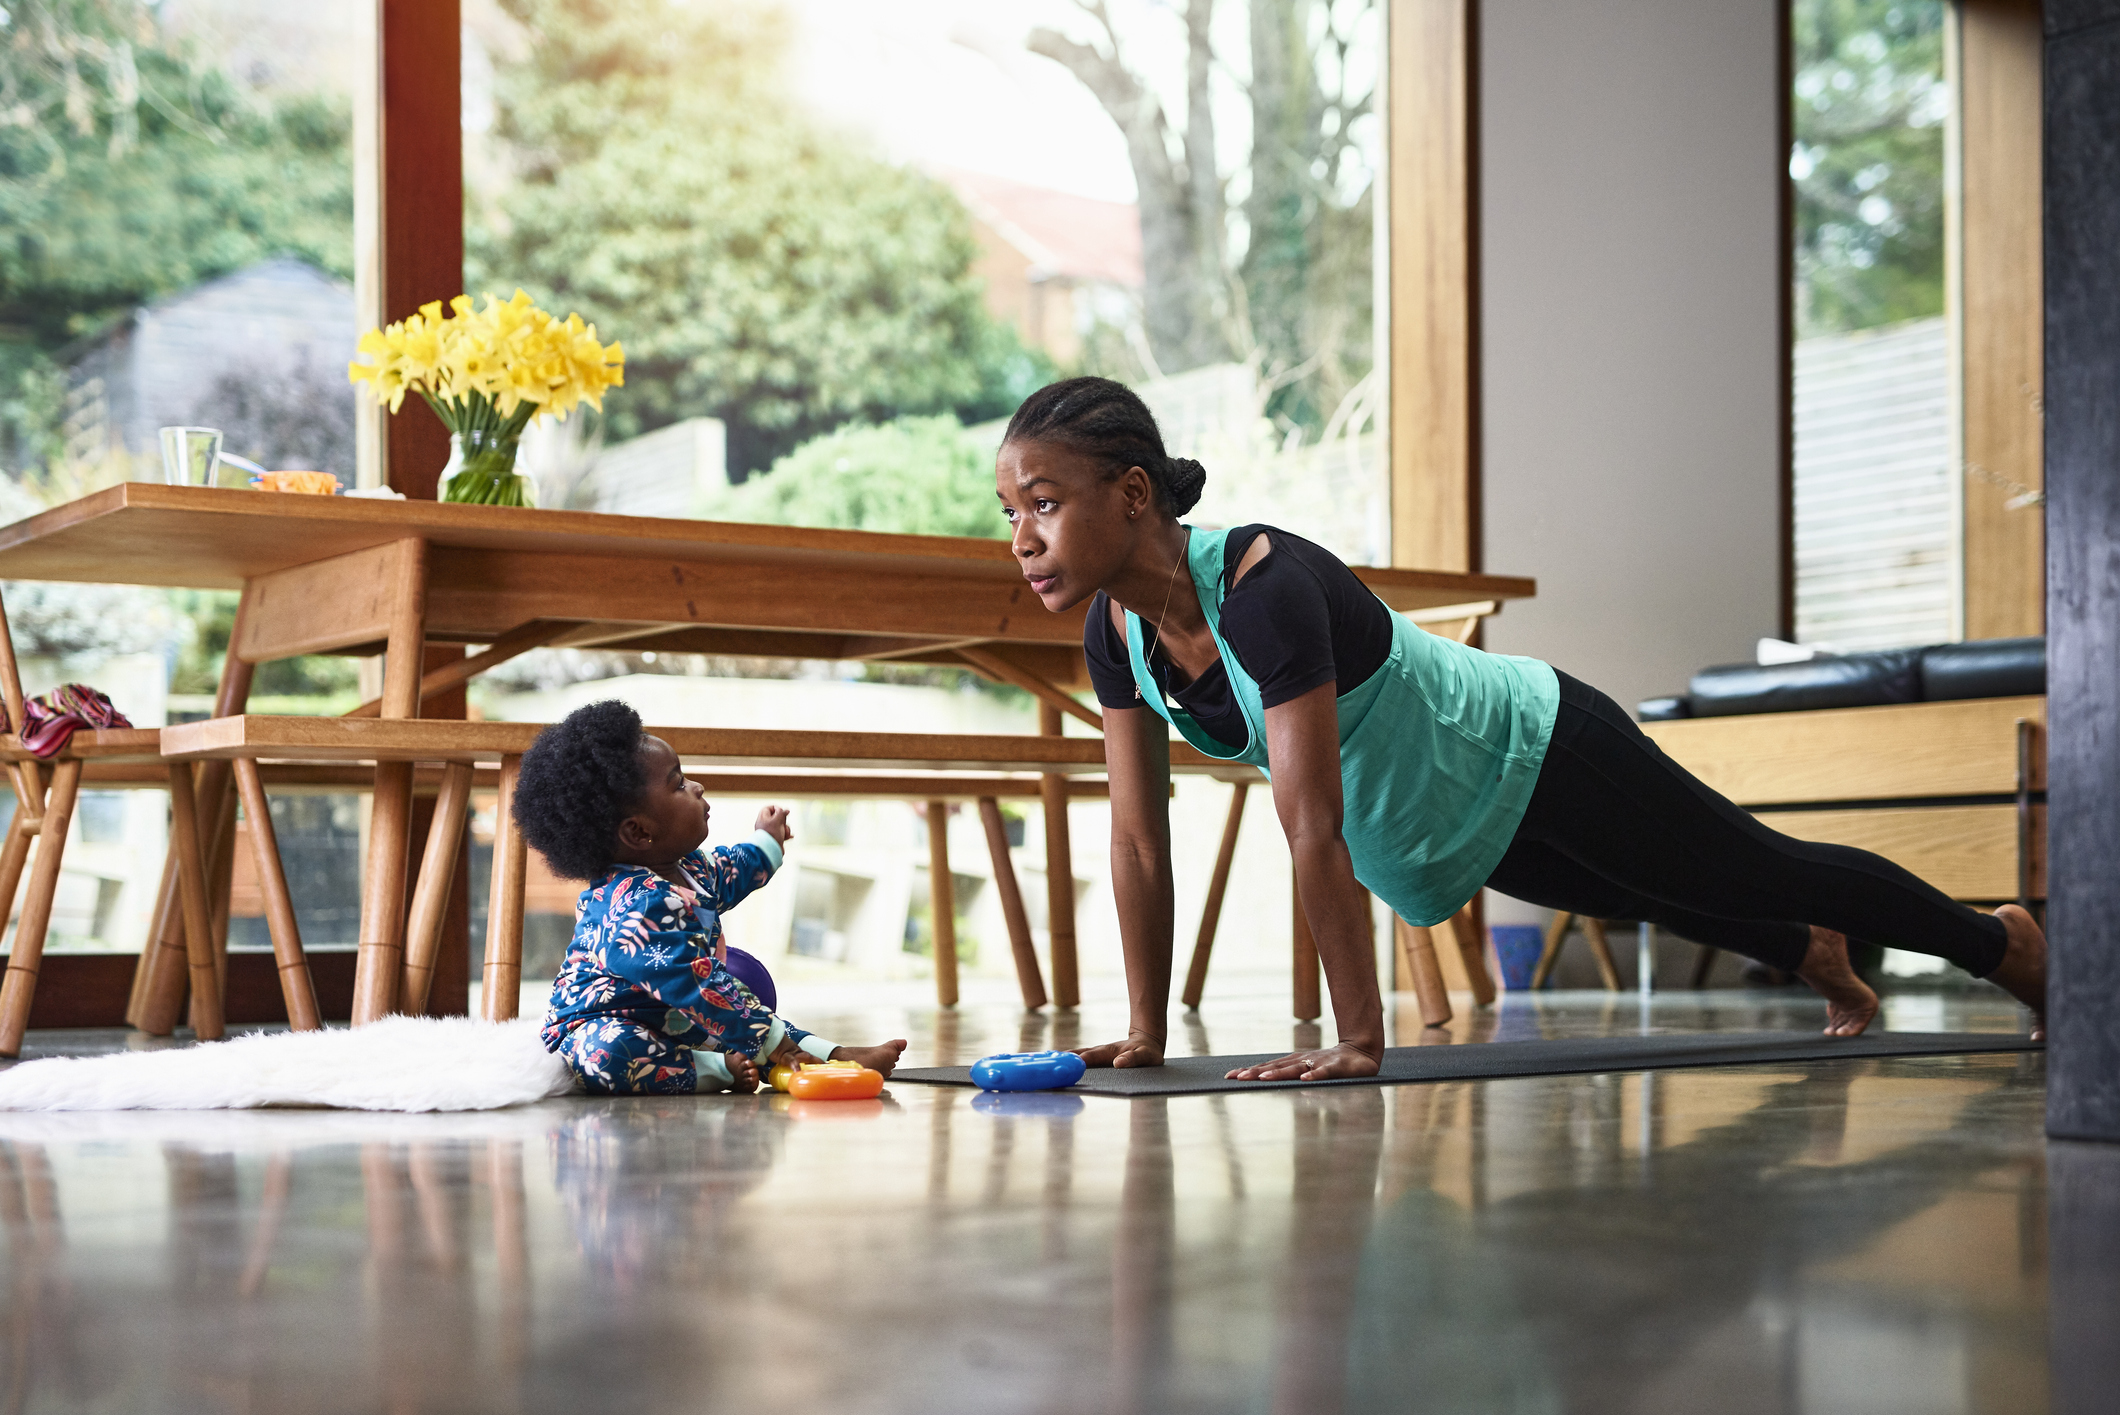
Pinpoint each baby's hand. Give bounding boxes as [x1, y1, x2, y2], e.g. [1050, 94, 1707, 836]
[723, 1052, 761, 1094]
[755, 805, 793, 845]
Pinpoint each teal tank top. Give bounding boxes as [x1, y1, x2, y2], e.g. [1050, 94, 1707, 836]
[1122, 527, 1561, 926]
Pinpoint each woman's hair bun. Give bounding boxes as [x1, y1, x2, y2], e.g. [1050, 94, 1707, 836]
[1163, 457, 1207, 515]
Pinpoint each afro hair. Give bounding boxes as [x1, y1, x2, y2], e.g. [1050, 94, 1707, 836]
[511, 699, 651, 881]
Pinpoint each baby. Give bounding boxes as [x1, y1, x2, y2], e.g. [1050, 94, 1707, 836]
[516, 700, 907, 1095]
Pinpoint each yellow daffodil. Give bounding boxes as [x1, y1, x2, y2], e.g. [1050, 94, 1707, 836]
[346, 290, 625, 505]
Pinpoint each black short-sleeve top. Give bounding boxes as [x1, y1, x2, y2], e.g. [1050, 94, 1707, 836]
[1082, 525, 1395, 749]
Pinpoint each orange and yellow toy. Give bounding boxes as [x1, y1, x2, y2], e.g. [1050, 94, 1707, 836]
[769, 1058, 885, 1100]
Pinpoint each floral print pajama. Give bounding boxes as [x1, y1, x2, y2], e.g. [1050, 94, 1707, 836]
[542, 838, 810, 1095]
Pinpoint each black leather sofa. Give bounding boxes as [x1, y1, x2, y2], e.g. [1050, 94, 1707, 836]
[1638, 636, 2045, 721]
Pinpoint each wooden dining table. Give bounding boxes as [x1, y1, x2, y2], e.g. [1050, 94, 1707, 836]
[0, 483, 1537, 1026]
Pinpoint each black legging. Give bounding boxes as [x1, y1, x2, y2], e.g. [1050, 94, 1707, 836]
[1485, 670, 2008, 977]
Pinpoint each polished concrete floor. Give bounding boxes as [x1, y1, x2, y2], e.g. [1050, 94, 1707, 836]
[1, 987, 2107, 1415]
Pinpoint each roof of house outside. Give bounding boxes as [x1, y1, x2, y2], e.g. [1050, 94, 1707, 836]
[940, 167, 1143, 289]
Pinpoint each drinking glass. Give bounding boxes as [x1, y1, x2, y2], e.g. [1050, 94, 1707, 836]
[158, 426, 223, 486]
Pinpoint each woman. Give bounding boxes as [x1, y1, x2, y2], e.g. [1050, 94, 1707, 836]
[995, 378, 2047, 1081]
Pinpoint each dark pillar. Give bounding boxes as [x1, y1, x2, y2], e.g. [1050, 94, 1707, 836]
[2045, 0, 2120, 1142]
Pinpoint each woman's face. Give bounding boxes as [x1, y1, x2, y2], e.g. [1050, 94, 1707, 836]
[995, 439, 1152, 612]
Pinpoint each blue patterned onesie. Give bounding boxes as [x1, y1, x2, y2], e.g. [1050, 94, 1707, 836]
[542, 832, 824, 1094]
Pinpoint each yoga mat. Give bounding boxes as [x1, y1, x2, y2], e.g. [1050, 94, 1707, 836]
[891, 1030, 2043, 1097]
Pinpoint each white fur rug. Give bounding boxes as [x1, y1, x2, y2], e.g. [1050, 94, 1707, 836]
[0, 1015, 574, 1113]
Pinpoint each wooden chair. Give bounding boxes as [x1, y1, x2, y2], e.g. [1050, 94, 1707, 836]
[0, 592, 259, 1055]
[1531, 911, 1623, 992]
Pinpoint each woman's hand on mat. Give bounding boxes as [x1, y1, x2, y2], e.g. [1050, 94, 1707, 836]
[1225, 1041, 1380, 1083]
[1075, 1033, 1165, 1069]
[755, 805, 793, 844]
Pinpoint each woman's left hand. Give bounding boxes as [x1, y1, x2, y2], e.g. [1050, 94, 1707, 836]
[1224, 1041, 1381, 1082]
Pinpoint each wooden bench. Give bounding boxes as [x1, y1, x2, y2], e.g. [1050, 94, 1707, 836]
[154, 716, 1239, 1024]
[1641, 696, 2045, 955]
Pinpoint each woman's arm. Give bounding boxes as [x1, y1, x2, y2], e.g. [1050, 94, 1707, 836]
[1075, 702, 1176, 1068]
[1224, 680, 1386, 1081]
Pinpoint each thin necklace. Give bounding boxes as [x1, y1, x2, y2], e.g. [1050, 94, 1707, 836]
[1139, 530, 1189, 696]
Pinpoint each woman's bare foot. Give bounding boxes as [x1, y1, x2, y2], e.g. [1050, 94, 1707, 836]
[1987, 905, 2047, 1041]
[724, 1053, 761, 1094]
[1075, 1034, 1165, 1069]
[1795, 927, 1879, 1037]
[830, 1040, 908, 1077]
[1225, 1041, 1381, 1082]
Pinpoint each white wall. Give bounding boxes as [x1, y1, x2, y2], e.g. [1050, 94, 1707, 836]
[1478, 0, 1783, 713]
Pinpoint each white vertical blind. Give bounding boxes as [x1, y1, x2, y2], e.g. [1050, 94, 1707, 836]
[1792, 316, 1956, 651]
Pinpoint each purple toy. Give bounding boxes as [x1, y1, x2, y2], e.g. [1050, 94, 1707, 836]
[722, 946, 777, 1014]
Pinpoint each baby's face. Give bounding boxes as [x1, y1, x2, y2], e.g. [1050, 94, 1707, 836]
[627, 735, 710, 862]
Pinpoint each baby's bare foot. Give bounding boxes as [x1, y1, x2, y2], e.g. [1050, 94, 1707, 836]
[725, 1053, 761, 1094]
[831, 1040, 908, 1077]
[1987, 905, 2047, 1041]
[1796, 927, 1879, 1037]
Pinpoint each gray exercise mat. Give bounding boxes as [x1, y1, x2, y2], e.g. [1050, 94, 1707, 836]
[890, 1030, 2043, 1097]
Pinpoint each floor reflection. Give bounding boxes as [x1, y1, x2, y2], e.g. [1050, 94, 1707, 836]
[0, 994, 2069, 1414]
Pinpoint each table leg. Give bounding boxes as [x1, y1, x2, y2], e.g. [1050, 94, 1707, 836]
[353, 538, 429, 1026]
[400, 761, 473, 1016]
[1039, 705, 1079, 1008]
[0, 763, 78, 1056]
[481, 755, 527, 1022]
[354, 764, 415, 1024]
[233, 758, 321, 1030]
[926, 800, 959, 1008]
[977, 796, 1045, 1011]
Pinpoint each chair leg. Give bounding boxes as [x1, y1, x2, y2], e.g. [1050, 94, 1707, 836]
[0, 759, 84, 1055]
[1447, 905, 1495, 1006]
[125, 849, 179, 1026]
[0, 810, 31, 934]
[1582, 917, 1623, 991]
[0, 812, 34, 1051]
[480, 755, 526, 1022]
[1181, 780, 1246, 1010]
[195, 772, 238, 1035]
[166, 762, 224, 1042]
[400, 762, 473, 1016]
[1394, 917, 1452, 1027]
[1039, 706, 1078, 1007]
[233, 758, 320, 1030]
[1531, 911, 1572, 990]
[977, 796, 1045, 1011]
[1689, 944, 1719, 990]
[926, 800, 959, 1008]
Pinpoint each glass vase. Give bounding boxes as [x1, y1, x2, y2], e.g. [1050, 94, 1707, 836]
[440, 428, 535, 506]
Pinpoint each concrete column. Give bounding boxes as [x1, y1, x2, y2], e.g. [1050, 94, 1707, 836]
[2043, 0, 2120, 1143]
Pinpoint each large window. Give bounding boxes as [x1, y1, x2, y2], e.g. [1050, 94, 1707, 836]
[1789, 0, 1954, 650]
[0, 0, 362, 953]
[465, 0, 1387, 563]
